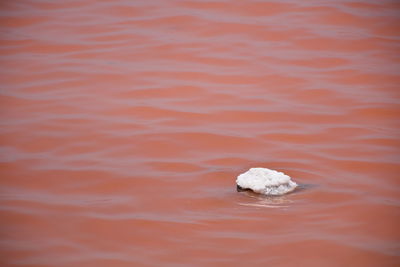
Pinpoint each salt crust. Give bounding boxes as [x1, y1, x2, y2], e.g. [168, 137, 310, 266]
[236, 167, 298, 196]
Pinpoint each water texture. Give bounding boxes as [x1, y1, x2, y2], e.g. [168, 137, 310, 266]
[0, 0, 399, 266]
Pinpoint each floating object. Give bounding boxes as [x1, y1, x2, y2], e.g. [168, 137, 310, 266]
[236, 167, 298, 196]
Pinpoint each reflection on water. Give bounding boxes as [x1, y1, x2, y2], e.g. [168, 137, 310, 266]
[237, 183, 313, 208]
[238, 193, 293, 209]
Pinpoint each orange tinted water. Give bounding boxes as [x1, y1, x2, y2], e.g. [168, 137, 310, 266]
[1, 0, 400, 266]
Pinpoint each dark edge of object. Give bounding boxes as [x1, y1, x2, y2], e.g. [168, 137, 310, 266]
[236, 185, 248, 192]
[236, 183, 314, 195]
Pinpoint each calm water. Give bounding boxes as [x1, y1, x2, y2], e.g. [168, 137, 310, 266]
[1, 0, 399, 266]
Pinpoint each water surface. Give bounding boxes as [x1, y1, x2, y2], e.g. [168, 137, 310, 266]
[1, 0, 399, 266]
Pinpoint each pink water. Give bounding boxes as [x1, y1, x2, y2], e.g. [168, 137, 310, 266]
[1, 0, 400, 266]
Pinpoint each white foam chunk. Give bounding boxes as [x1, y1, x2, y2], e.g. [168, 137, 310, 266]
[236, 167, 298, 196]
